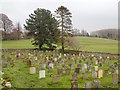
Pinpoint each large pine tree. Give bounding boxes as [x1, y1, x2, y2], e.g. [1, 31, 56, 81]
[55, 6, 72, 52]
[24, 8, 60, 49]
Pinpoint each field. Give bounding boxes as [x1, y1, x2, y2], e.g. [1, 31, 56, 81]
[1, 36, 118, 54]
[1, 50, 118, 88]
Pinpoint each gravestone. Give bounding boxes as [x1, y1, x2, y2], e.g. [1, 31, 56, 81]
[98, 69, 103, 78]
[2, 61, 7, 68]
[52, 75, 59, 83]
[30, 67, 36, 74]
[84, 64, 87, 69]
[42, 63, 46, 70]
[94, 66, 98, 71]
[57, 69, 63, 76]
[34, 60, 39, 68]
[112, 73, 118, 85]
[49, 63, 54, 68]
[72, 72, 78, 81]
[66, 68, 71, 75]
[48, 67, 53, 72]
[85, 81, 92, 88]
[27, 60, 31, 67]
[39, 70, 45, 79]
[71, 81, 78, 89]
[94, 80, 100, 88]
[92, 71, 97, 78]
[82, 66, 85, 73]
[83, 73, 88, 79]
[104, 70, 109, 76]
[75, 68, 80, 74]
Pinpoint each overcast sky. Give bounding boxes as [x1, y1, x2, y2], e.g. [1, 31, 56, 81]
[0, 0, 119, 32]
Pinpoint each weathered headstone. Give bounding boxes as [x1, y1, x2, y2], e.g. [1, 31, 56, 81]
[83, 73, 88, 79]
[92, 71, 97, 78]
[39, 70, 45, 79]
[112, 73, 118, 85]
[84, 64, 87, 69]
[72, 72, 78, 81]
[49, 63, 54, 68]
[85, 81, 92, 88]
[57, 69, 63, 76]
[75, 68, 80, 74]
[98, 69, 103, 78]
[94, 66, 98, 71]
[42, 63, 46, 70]
[94, 80, 100, 88]
[30, 67, 36, 74]
[71, 81, 78, 89]
[52, 75, 59, 83]
[82, 66, 85, 73]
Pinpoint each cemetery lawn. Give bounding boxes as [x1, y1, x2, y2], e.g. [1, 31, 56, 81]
[1, 36, 118, 54]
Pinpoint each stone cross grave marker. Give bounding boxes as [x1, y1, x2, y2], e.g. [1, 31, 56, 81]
[30, 67, 36, 74]
[39, 70, 45, 79]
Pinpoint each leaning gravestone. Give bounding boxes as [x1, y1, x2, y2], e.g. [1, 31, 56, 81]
[39, 70, 45, 79]
[112, 73, 118, 85]
[52, 75, 59, 84]
[85, 81, 92, 88]
[92, 71, 97, 78]
[98, 69, 103, 78]
[94, 80, 100, 88]
[30, 67, 36, 74]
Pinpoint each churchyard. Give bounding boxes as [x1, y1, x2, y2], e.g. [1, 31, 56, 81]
[1, 49, 118, 88]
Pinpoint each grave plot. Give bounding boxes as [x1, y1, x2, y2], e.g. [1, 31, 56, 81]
[1, 49, 118, 88]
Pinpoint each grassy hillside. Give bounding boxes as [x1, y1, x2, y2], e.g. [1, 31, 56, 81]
[1, 36, 118, 54]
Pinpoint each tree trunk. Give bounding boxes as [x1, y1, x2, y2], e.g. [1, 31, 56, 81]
[39, 44, 42, 50]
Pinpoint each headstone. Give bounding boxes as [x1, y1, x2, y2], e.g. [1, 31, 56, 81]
[57, 69, 63, 76]
[92, 71, 97, 78]
[52, 75, 59, 83]
[104, 70, 109, 76]
[94, 80, 100, 88]
[42, 63, 46, 70]
[49, 63, 54, 68]
[39, 70, 45, 79]
[94, 66, 98, 71]
[98, 69, 103, 78]
[72, 72, 78, 81]
[66, 68, 71, 75]
[82, 66, 85, 73]
[2, 61, 7, 68]
[85, 82, 92, 88]
[112, 73, 118, 85]
[30, 67, 36, 74]
[84, 64, 87, 69]
[83, 73, 88, 79]
[75, 68, 80, 74]
[34, 60, 39, 68]
[116, 69, 118, 75]
[71, 81, 78, 89]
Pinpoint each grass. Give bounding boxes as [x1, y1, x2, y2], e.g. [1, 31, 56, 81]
[1, 36, 118, 54]
[2, 50, 118, 88]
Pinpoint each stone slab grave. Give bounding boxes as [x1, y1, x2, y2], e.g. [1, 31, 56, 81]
[71, 81, 78, 89]
[92, 71, 97, 78]
[72, 72, 78, 81]
[85, 81, 92, 88]
[57, 68, 63, 76]
[52, 75, 59, 84]
[39, 70, 45, 79]
[98, 69, 103, 78]
[112, 73, 118, 85]
[30, 67, 36, 74]
[94, 80, 100, 88]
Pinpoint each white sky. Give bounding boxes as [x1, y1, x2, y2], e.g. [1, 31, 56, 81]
[0, 0, 119, 32]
